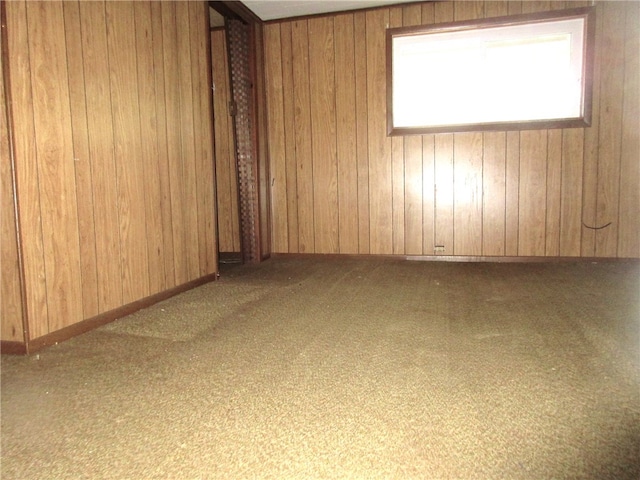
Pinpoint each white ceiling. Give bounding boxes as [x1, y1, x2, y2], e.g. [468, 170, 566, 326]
[242, 0, 425, 21]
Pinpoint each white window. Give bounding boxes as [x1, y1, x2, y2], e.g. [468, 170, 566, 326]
[387, 7, 595, 135]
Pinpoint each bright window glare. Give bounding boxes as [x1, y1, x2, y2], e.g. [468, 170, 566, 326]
[390, 14, 588, 132]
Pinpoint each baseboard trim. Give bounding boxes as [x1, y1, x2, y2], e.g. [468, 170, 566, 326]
[3, 272, 219, 355]
[270, 253, 640, 263]
[405, 255, 640, 263]
[0, 341, 28, 355]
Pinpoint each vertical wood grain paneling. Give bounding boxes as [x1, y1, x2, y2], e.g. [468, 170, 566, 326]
[545, 130, 562, 256]
[522, 1, 551, 14]
[354, 12, 370, 254]
[518, 131, 547, 256]
[190, 2, 216, 276]
[455, 1, 484, 20]
[211, 29, 240, 254]
[264, 23, 287, 253]
[62, 1, 99, 317]
[175, 2, 200, 280]
[482, 2, 509, 257]
[27, 1, 84, 333]
[291, 20, 314, 253]
[507, 2, 522, 15]
[150, 1, 176, 285]
[261, 0, 639, 260]
[453, 131, 483, 256]
[434, 133, 454, 255]
[5, 1, 217, 343]
[79, 1, 123, 312]
[391, 128, 405, 254]
[280, 22, 299, 254]
[161, 2, 188, 284]
[8, 0, 49, 339]
[484, 1, 508, 18]
[421, 135, 435, 255]
[106, 1, 150, 303]
[482, 132, 506, 256]
[403, 128, 424, 254]
[559, 129, 584, 256]
[134, 1, 165, 294]
[504, 131, 520, 255]
[309, 16, 339, 253]
[1, 25, 25, 342]
[618, 0, 640, 258]
[334, 14, 359, 254]
[595, 1, 625, 257]
[366, 8, 392, 254]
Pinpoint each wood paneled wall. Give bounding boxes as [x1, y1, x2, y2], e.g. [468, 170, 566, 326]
[264, 0, 639, 258]
[1, 1, 217, 343]
[1, 16, 25, 343]
[211, 29, 241, 254]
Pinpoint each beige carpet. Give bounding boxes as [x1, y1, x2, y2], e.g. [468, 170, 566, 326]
[2, 256, 639, 479]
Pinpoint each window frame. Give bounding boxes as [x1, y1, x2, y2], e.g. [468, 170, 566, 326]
[386, 7, 596, 136]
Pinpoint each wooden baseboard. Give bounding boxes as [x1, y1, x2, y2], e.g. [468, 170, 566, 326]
[2, 272, 219, 355]
[270, 253, 640, 263]
[405, 255, 640, 263]
[0, 341, 28, 355]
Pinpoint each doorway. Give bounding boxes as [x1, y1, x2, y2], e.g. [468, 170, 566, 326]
[209, 4, 270, 265]
[210, 15, 242, 265]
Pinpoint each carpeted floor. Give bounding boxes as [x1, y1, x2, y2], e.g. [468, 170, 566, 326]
[1, 256, 639, 479]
